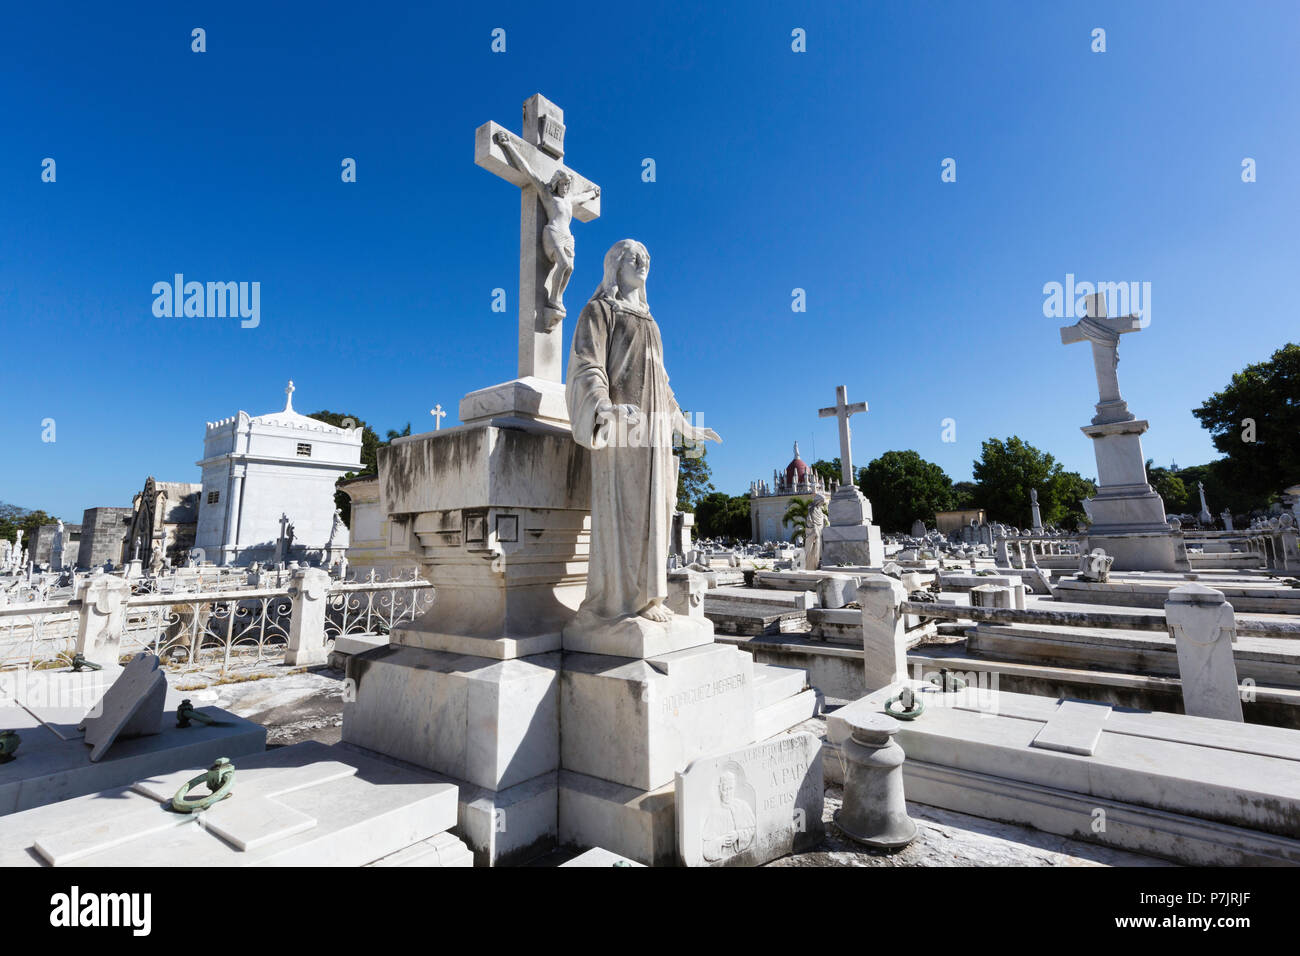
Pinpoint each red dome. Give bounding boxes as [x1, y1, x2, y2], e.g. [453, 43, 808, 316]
[785, 442, 809, 486]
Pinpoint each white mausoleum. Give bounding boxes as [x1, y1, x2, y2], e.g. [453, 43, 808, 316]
[194, 382, 362, 566]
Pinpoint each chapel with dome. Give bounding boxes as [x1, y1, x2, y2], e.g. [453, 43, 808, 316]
[748, 442, 838, 542]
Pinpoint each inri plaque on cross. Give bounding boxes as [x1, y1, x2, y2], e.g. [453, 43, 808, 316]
[475, 94, 601, 383]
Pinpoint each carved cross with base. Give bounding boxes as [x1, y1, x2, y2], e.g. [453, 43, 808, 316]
[818, 385, 868, 486]
[475, 94, 601, 383]
[1059, 292, 1142, 424]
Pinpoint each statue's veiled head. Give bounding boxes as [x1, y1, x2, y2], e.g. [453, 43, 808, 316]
[594, 239, 651, 311]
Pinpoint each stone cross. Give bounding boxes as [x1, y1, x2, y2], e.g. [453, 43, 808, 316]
[818, 386, 868, 485]
[475, 94, 601, 382]
[1198, 481, 1212, 524]
[430, 404, 447, 430]
[1059, 293, 1142, 424]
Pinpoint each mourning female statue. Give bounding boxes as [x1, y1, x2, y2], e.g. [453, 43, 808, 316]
[494, 130, 599, 325]
[804, 493, 828, 570]
[566, 240, 721, 632]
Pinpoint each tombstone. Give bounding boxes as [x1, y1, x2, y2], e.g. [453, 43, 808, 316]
[1029, 488, 1043, 534]
[910, 519, 925, 538]
[1221, 510, 1234, 532]
[79, 653, 168, 762]
[675, 732, 823, 867]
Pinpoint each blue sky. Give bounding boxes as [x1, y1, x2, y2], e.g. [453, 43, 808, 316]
[2, 1, 1297, 521]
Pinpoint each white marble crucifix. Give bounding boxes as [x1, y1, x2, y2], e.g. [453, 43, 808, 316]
[430, 404, 447, 430]
[1059, 293, 1142, 425]
[475, 94, 602, 382]
[818, 386, 868, 486]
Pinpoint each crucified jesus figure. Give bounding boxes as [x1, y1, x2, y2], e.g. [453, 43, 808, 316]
[494, 130, 599, 325]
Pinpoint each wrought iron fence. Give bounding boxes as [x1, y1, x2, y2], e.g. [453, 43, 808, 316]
[0, 601, 79, 672]
[0, 572, 433, 678]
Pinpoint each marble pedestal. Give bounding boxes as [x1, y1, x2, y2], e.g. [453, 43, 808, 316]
[378, 419, 590, 660]
[557, 638, 758, 866]
[560, 642, 757, 791]
[341, 415, 588, 865]
[821, 485, 883, 567]
[342, 644, 560, 867]
[1079, 418, 1189, 572]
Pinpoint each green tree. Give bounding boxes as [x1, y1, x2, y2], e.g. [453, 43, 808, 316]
[950, 481, 978, 510]
[694, 492, 751, 541]
[1192, 343, 1300, 506]
[675, 444, 715, 511]
[1146, 460, 1188, 513]
[857, 450, 955, 533]
[0, 503, 59, 551]
[971, 436, 1092, 528]
[810, 459, 840, 485]
[308, 411, 411, 526]
[781, 497, 816, 545]
[1050, 470, 1098, 530]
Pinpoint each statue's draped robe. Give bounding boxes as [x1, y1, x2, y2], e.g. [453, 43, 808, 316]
[805, 505, 826, 570]
[567, 295, 681, 621]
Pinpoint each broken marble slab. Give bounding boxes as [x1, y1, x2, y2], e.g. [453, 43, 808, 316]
[0, 696, 265, 817]
[79, 653, 167, 762]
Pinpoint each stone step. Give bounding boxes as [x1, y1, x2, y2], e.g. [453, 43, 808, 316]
[708, 586, 815, 610]
[703, 599, 807, 636]
[368, 831, 474, 867]
[752, 662, 808, 709]
[754, 688, 820, 741]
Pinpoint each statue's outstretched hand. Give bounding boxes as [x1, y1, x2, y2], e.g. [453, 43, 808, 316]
[493, 131, 509, 146]
[697, 427, 722, 444]
[597, 402, 642, 427]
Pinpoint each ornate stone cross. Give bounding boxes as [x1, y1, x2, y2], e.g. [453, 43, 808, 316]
[818, 386, 868, 486]
[1059, 293, 1142, 425]
[430, 404, 447, 430]
[475, 94, 601, 382]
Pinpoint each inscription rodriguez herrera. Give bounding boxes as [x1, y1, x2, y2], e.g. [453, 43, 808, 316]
[660, 673, 746, 715]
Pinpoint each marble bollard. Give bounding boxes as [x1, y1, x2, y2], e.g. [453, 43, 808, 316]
[857, 576, 909, 694]
[286, 568, 333, 666]
[1164, 583, 1243, 722]
[835, 710, 917, 849]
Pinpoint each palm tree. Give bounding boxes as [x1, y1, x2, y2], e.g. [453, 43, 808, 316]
[782, 497, 814, 546]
